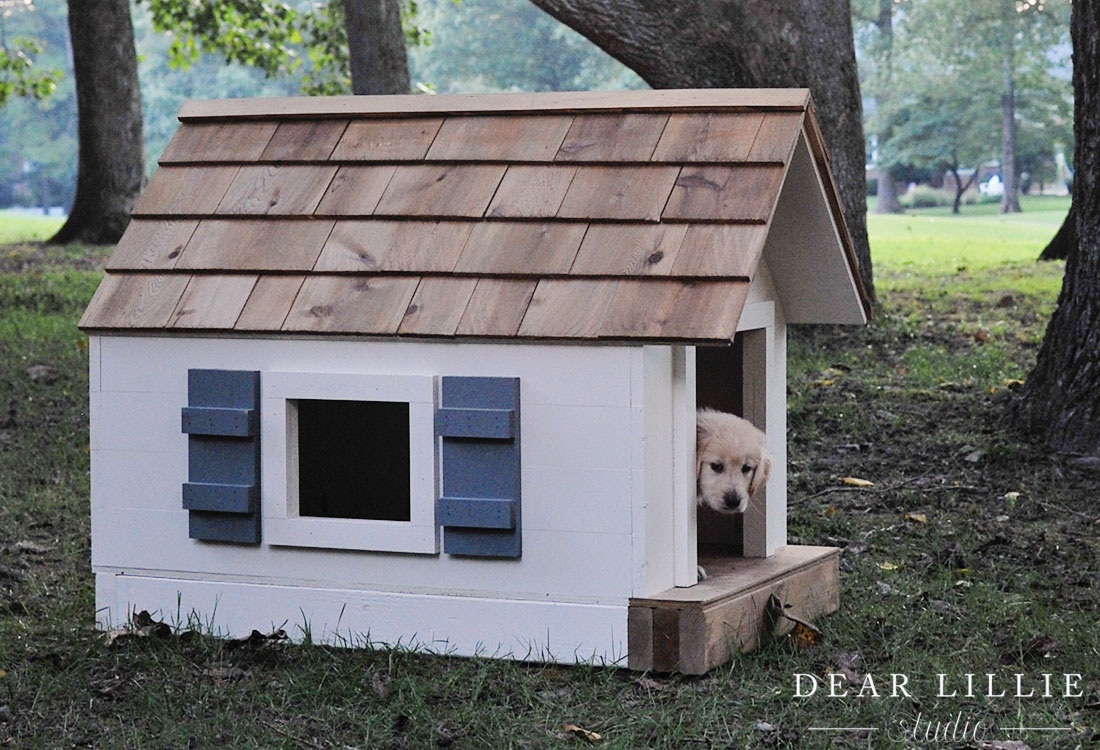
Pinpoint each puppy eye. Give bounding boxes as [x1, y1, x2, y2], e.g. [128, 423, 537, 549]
[709, 461, 725, 473]
[741, 463, 753, 475]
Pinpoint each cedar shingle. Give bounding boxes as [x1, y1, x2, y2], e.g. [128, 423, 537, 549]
[107, 220, 198, 271]
[455, 279, 538, 337]
[397, 277, 479, 336]
[652, 113, 765, 162]
[80, 273, 191, 329]
[569, 224, 687, 276]
[486, 165, 576, 218]
[427, 115, 573, 161]
[314, 166, 397, 215]
[662, 166, 784, 222]
[235, 275, 306, 331]
[282, 275, 420, 334]
[160, 122, 278, 163]
[555, 114, 668, 161]
[132, 166, 239, 216]
[178, 219, 334, 271]
[316, 219, 474, 272]
[331, 118, 444, 161]
[558, 166, 681, 221]
[261, 120, 349, 161]
[216, 165, 338, 215]
[375, 164, 507, 217]
[670, 224, 768, 277]
[169, 275, 257, 329]
[455, 222, 586, 275]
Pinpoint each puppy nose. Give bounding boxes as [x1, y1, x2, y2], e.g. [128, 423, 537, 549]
[722, 491, 742, 510]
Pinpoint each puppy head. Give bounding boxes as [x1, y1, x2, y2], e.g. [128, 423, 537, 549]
[696, 408, 772, 514]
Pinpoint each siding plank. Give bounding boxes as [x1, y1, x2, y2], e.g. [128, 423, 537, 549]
[159, 121, 278, 163]
[132, 166, 239, 216]
[455, 279, 537, 337]
[80, 273, 191, 329]
[427, 115, 573, 161]
[107, 219, 199, 270]
[235, 275, 306, 331]
[216, 165, 338, 215]
[169, 274, 258, 329]
[396, 277, 479, 336]
[558, 166, 681, 221]
[331, 117, 444, 161]
[316, 219, 474, 272]
[178, 219, 334, 271]
[375, 164, 507, 217]
[652, 113, 765, 162]
[314, 165, 397, 215]
[282, 275, 420, 333]
[485, 165, 576, 218]
[555, 113, 668, 161]
[260, 120, 349, 161]
[455, 222, 586, 274]
[662, 165, 784, 222]
[569, 224, 687, 276]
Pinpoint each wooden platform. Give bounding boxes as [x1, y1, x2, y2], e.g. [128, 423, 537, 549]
[627, 545, 840, 674]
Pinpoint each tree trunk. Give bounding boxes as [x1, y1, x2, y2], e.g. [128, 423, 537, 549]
[876, 166, 901, 213]
[999, 14, 1021, 214]
[873, 0, 901, 215]
[1010, 0, 1100, 455]
[527, 0, 876, 306]
[1038, 204, 1076, 261]
[343, 0, 410, 95]
[49, 0, 143, 245]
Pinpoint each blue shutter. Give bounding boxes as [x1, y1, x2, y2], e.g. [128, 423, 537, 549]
[437, 377, 521, 558]
[182, 369, 261, 543]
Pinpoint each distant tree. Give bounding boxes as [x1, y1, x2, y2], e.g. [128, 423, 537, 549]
[1010, 0, 1100, 454]
[140, 0, 422, 94]
[884, 79, 997, 213]
[525, 0, 877, 306]
[853, 0, 905, 214]
[50, 0, 143, 244]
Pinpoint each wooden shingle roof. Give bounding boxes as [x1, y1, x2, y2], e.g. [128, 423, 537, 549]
[81, 89, 870, 342]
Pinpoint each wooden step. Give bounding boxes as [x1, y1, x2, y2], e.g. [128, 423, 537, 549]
[628, 545, 840, 674]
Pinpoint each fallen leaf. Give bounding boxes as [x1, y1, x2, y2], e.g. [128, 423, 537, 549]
[978, 741, 1030, 750]
[791, 622, 821, 649]
[829, 652, 865, 683]
[1003, 378, 1025, 387]
[13, 541, 50, 555]
[877, 561, 899, 571]
[842, 477, 874, 487]
[25, 365, 60, 385]
[905, 513, 927, 524]
[562, 723, 602, 743]
[635, 676, 669, 691]
[825, 506, 836, 516]
[203, 665, 249, 681]
[974, 330, 989, 343]
[754, 721, 777, 732]
[1003, 491, 1021, 501]
[812, 379, 835, 387]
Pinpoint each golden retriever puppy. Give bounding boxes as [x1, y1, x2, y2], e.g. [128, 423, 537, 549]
[696, 408, 771, 580]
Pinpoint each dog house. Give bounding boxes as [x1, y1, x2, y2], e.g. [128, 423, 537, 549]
[81, 89, 870, 673]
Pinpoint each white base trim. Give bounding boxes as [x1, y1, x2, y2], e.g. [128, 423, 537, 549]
[96, 573, 628, 666]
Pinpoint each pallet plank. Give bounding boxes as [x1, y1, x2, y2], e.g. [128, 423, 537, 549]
[107, 219, 199, 270]
[651, 112, 765, 162]
[282, 275, 420, 333]
[569, 223, 686, 276]
[132, 166, 239, 216]
[396, 277, 479, 336]
[314, 165, 398, 215]
[316, 219, 474, 272]
[178, 219, 334, 271]
[554, 113, 668, 161]
[260, 120, 349, 160]
[557, 166, 680, 221]
[169, 274, 258, 329]
[375, 164, 507, 217]
[234, 275, 306, 331]
[330, 117, 444, 161]
[454, 279, 538, 337]
[485, 165, 577, 219]
[662, 165, 785, 222]
[455, 222, 586, 274]
[215, 165, 338, 215]
[427, 115, 573, 160]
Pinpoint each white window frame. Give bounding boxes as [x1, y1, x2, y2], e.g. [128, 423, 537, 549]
[262, 372, 438, 554]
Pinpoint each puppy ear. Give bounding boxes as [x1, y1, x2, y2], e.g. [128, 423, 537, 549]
[695, 414, 711, 479]
[749, 450, 772, 496]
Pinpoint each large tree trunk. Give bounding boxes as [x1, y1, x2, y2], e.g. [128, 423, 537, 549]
[1010, 0, 1100, 455]
[999, 13, 1021, 214]
[49, 0, 143, 245]
[343, 0, 411, 95]
[1038, 204, 1076, 261]
[873, 0, 901, 215]
[527, 0, 876, 306]
[876, 166, 901, 213]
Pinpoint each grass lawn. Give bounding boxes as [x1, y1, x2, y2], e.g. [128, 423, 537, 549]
[1, 206, 1097, 748]
[0, 210, 64, 244]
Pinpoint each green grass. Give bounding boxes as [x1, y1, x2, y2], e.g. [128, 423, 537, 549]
[0, 210, 65, 244]
[1, 205, 1098, 748]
